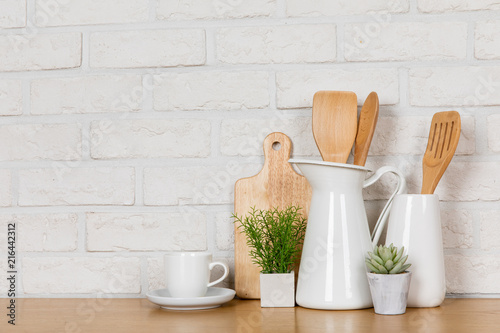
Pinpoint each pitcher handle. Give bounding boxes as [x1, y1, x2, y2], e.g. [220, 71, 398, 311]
[363, 166, 407, 246]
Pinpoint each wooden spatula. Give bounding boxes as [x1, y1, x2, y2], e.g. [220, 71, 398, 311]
[354, 92, 379, 166]
[421, 111, 461, 194]
[312, 91, 358, 163]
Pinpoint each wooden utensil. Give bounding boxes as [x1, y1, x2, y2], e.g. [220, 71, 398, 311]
[234, 132, 312, 299]
[421, 111, 461, 194]
[312, 91, 358, 163]
[354, 92, 379, 166]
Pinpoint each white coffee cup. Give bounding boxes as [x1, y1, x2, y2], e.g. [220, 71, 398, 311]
[164, 252, 229, 298]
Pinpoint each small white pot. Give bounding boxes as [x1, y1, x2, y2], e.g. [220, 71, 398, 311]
[260, 272, 295, 307]
[367, 272, 412, 315]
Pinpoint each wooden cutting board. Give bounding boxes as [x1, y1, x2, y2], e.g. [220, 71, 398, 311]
[234, 132, 312, 299]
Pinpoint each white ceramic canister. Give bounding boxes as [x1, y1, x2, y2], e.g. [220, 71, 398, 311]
[385, 194, 446, 307]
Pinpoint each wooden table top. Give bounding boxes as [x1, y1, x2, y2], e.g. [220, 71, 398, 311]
[1, 298, 500, 332]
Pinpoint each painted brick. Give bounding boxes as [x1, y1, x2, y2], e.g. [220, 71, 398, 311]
[345, 22, 467, 61]
[220, 117, 318, 156]
[475, 21, 500, 60]
[445, 255, 500, 293]
[153, 71, 269, 110]
[276, 69, 399, 108]
[487, 114, 500, 152]
[217, 25, 336, 64]
[409, 66, 500, 106]
[480, 211, 500, 250]
[90, 119, 211, 159]
[418, 0, 500, 13]
[0, 214, 78, 251]
[143, 164, 261, 205]
[31, 75, 143, 114]
[435, 162, 500, 201]
[0, 32, 81, 72]
[157, 0, 276, 20]
[35, 0, 149, 26]
[0, 0, 26, 28]
[86, 212, 207, 251]
[216, 211, 234, 251]
[370, 116, 475, 156]
[286, 0, 409, 16]
[23, 257, 141, 294]
[0, 123, 81, 161]
[442, 209, 474, 249]
[147, 256, 233, 292]
[0, 79, 22, 115]
[0, 258, 7, 296]
[90, 29, 205, 69]
[0, 170, 12, 207]
[18, 167, 135, 206]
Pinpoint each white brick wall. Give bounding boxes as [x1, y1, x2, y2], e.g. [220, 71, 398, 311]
[276, 69, 399, 108]
[0, 80, 22, 115]
[86, 212, 207, 251]
[31, 75, 143, 114]
[418, 0, 500, 13]
[0, 170, 12, 207]
[153, 71, 269, 110]
[216, 25, 336, 64]
[475, 21, 500, 60]
[344, 22, 467, 62]
[35, 0, 150, 26]
[0, 214, 78, 251]
[157, 0, 276, 20]
[0, 123, 81, 161]
[0, 32, 81, 71]
[89, 30, 206, 68]
[90, 119, 211, 158]
[23, 257, 141, 294]
[0, 0, 26, 28]
[0, 0, 498, 298]
[18, 167, 135, 206]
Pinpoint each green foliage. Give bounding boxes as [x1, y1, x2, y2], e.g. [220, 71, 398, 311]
[366, 243, 411, 274]
[233, 206, 307, 274]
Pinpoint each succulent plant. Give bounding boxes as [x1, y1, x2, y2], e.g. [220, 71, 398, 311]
[366, 243, 411, 274]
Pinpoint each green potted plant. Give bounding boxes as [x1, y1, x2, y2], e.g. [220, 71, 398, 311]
[365, 244, 412, 315]
[233, 205, 307, 307]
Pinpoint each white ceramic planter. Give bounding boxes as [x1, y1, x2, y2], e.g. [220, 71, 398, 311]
[260, 272, 295, 307]
[367, 272, 412, 315]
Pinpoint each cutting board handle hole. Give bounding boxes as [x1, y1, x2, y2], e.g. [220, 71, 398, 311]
[272, 141, 282, 151]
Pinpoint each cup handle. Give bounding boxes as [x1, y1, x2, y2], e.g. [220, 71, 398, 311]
[363, 166, 407, 246]
[207, 261, 229, 287]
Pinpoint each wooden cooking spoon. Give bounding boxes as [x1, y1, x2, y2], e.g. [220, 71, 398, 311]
[354, 92, 379, 166]
[421, 111, 461, 194]
[312, 91, 358, 163]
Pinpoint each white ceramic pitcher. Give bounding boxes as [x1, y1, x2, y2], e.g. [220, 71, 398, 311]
[290, 159, 407, 310]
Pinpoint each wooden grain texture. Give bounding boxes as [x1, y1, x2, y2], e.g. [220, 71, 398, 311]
[234, 132, 312, 299]
[421, 111, 461, 194]
[2, 298, 500, 333]
[354, 92, 379, 166]
[312, 91, 358, 163]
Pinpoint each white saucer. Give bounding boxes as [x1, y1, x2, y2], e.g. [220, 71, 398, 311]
[146, 287, 236, 311]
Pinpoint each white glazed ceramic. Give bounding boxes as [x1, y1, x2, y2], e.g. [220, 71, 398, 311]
[260, 272, 295, 308]
[146, 287, 235, 310]
[290, 159, 407, 310]
[385, 194, 446, 307]
[367, 272, 412, 315]
[164, 252, 229, 298]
